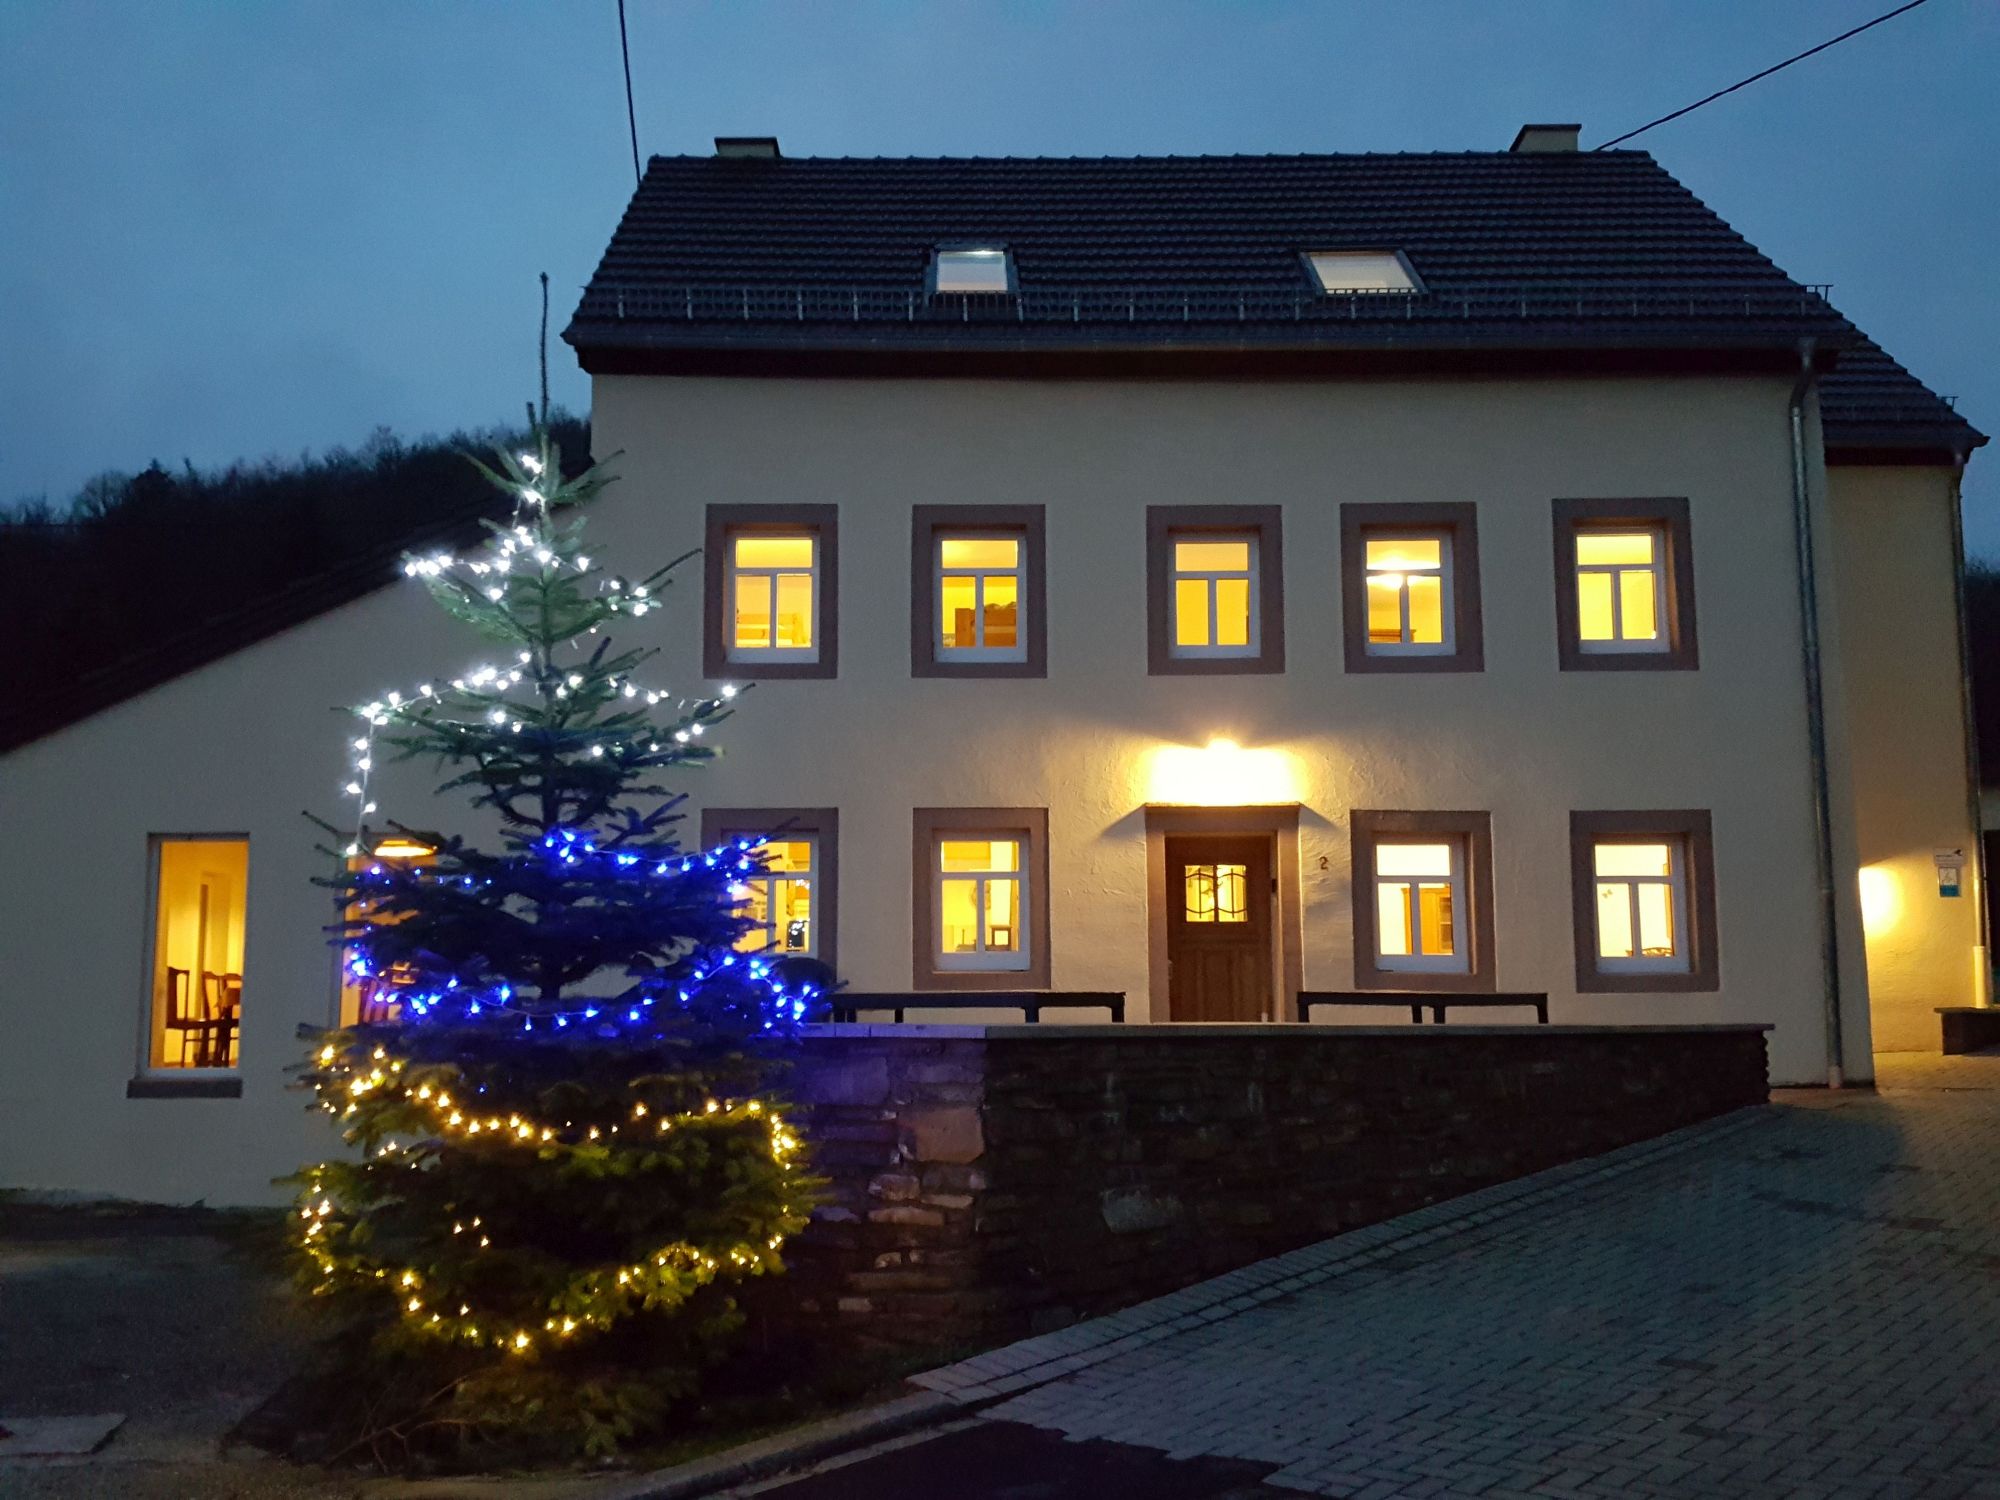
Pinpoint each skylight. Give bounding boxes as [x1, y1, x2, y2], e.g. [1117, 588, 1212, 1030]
[931, 247, 1014, 296]
[1305, 251, 1420, 295]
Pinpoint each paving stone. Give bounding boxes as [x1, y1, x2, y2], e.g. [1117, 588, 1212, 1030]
[976, 1053, 2000, 1497]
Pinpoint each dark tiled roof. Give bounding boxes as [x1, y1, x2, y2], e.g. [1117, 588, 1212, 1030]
[1819, 337, 1980, 457]
[566, 151, 1980, 456]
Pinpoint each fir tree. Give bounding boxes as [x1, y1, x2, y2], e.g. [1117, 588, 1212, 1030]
[288, 422, 824, 1463]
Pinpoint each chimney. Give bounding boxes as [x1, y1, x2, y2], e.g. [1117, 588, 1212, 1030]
[714, 136, 780, 160]
[1509, 123, 1580, 154]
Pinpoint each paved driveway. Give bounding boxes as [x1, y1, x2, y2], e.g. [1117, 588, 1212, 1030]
[756, 1053, 2000, 1499]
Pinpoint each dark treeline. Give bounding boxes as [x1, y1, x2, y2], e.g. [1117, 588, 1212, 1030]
[1, 415, 590, 746]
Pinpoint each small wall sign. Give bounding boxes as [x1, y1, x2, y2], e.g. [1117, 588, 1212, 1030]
[1935, 847, 1965, 898]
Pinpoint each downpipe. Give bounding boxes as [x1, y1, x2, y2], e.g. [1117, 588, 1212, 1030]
[1945, 450, 1992, 1005]
[1788, 341, 1846, 1089]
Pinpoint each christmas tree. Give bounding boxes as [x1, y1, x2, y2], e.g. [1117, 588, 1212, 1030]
[288, 419, 823, 1462]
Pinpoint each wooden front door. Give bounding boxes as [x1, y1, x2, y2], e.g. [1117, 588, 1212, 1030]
[1165, 834, 1273, 1022]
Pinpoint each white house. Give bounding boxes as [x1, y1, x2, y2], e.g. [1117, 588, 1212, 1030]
[0, 126, 1986, 1205]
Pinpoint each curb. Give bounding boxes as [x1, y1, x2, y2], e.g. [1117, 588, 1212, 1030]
[601, 1388, 975, 1499]
[911, 1104, 1777, 1407]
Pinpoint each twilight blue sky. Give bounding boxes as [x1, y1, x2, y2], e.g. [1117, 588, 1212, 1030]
[3, 1, 1995, 548]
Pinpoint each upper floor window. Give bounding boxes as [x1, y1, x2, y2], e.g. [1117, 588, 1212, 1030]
[930, 247, 1015, 296]
[1365, 535, 1452, 654]
[911, 506, 1047, 678]
[1172, 536, 1257, 657]
[703, 505, 839, 680]
[702, 808, 840, 973]
[1552, 498, 1697, 672]
[1303, 250, 1420, 295]
[1568, 810, 1718, 992]
[144, 836, 248, 1073]
[1341, 503, 1483, 673]
[1147, 506, 1285, 675]
[912, 807, 1051, 989]
[731, 534, 817, 658]
[1350, 811, 1495, 993]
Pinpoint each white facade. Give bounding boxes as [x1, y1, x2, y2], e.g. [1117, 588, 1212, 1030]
[0, 368, 1980, 1204]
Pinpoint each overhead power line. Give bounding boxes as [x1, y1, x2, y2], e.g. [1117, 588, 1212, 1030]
[618, 0, 642, 186]
[1595, 0, 1930, 150]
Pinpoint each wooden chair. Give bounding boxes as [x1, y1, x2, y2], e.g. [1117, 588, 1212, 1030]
[200, 971, 242, 1068]
[163, 966, 216, 1067]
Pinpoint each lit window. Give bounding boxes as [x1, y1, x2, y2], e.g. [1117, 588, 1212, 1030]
[1373, 841, 1469, 974]
[338, 840, 434, 1026]
[937, 535, 1025, 662]
[1171, 536, 1258, 657]
[146, 837, 248, 1070]
[931, 247, 1014, 295]
[731, 838, 818, 958]
[1305, 250, 1418, 294]
[1573, 527, 1667, 652]
[936, 837, 1028, 970]
[728, 533, 818, 660]
[1184, 863, 1249, 924]
[1364, 535, 1453, 654]
[1592, 841, 1689, 972]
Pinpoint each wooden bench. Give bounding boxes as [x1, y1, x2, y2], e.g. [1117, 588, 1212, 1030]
[829, 991, 1126, 1024]
[1297, 991, 1549, 1025]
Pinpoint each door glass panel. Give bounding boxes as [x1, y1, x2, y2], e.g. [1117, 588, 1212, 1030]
[1183, 863, 1248, 923]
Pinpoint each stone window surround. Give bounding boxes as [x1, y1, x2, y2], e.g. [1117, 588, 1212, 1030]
[1568, 808, 1720, 993]
[909, 504, 1048, 679]
[702, 503, 840, 681]
[1145, 504, 1286, 676]
[1349, 810, 1498, 994]
[701, 807, 840, 976]
[912, 806, 1052, 991]
[1551, 496, 1698, 672]
[1339, 501, 1485, 673]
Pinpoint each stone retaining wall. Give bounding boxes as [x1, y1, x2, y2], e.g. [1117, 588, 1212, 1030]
[779, 1023, 1769, 1353]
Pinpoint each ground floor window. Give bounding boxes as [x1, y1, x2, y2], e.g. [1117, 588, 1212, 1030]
[146, 836, 248, 1070]
[337, 838, 434, 1027]
[912, 807, 1051, 989]
[1569, 810, 1718, 992]
[1349, 811, 1495, 993]
[701, 808, 840, 974]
